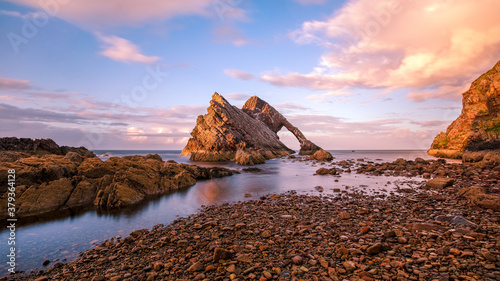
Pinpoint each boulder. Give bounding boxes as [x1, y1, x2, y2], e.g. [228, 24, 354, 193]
[429, 60, 500, 158]
[425, 177, 454, 189]
[311, 149, 333, 161]
[458, 186, 500, 210]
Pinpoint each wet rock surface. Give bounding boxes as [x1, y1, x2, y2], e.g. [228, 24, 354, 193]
[0, 153, 237, 219]
[12, 190, 499, 281]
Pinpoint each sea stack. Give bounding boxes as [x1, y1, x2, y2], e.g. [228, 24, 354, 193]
[242, 96, 322, 155]
[181, 93, 324, 165]
[428, 60, 500, 159]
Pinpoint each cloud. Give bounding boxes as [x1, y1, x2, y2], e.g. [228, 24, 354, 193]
[224, 69, 254, 80]
[0, 86, 208, 149]
[96, 34, 160, 64]
[9, 0, 249, 29]
[277, 114, 444, 150]
[306, 91, 353, 100]
[8, 0, 206, 29]
[274, 102, 310, 113]
[262, 0, 500, 101]
[0, 77, 31, 90]
[0, 10, 24, 17]
[225, 93, 252, 100]
[0, 103, 89, 123]
[213, 24, 251, 46]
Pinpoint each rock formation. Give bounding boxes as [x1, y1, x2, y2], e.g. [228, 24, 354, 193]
[0, 140, 236, 219]
[181, 93, 323, 164]
[0, 137, 95, 161]
[429, 60, 500, 159]
[242, 96, 322, 155]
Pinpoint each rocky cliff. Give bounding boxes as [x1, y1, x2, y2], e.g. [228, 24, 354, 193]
[181, 93, 295, 164]
[429, 60, 500, 159]
[0, 140, 236, 219]
[0, 137, 95, 161]
[242, 96, 322, 155]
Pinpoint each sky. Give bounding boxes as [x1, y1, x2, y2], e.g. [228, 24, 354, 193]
[1, 0, 500, 150]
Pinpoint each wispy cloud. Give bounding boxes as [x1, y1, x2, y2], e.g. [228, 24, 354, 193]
[278, 114, 444, 150]
[306, 91, 353, 100]
[262, 0, 500, 102]
[0, 77, 31, 90]
[96, 34, 160, 64]
[224, 69, 254, 80]
[225, 92, 252, 100]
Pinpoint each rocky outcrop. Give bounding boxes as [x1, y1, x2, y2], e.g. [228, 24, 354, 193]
[181, 93, 295, 164]
[429, 60, 500, 159]
[242, 96, 322, 155]
[182, 93, 323, 164]
[0, 153, 237, 219]
[459, 186, 500, 210]
[0, 137, 95, 161]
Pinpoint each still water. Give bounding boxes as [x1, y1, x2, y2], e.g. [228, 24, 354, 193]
[0, 150, 435, 275]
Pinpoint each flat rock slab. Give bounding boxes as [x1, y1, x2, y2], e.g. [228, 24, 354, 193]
[425, 177, 454, 189]
[435, 215, 477, 227]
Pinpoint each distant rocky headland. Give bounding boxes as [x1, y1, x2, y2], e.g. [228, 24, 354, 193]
[0, 137, 236, 220]
[181, 93, 331, 165]
[429, 60, 500, 159]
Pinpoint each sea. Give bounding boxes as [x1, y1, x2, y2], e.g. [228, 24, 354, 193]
[0, 150, 439, 276]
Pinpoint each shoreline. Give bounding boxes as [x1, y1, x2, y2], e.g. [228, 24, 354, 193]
[2, 151, 499, 280]
[7, 179, 500, 280]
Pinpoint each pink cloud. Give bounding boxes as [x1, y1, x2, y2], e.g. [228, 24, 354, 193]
[10, 0, 249, 29]
[224, 69, 254, 80]
[97, 34, 160, 64]
[263, 0, 500, 101]
[0, 77, 31, 90]
[10, 0, 208, 29]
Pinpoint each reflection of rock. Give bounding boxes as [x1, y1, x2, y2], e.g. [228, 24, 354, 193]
[0, 152, 237, 219]
[181, 93, 295, 164]
[429, 60, 500, 159]
[242, 96, 322, 155]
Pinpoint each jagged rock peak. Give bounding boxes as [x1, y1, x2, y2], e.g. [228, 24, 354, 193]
[428, 60, 500, 159]
[181, 93, 294, 164]
[242, 95, 322, 155]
